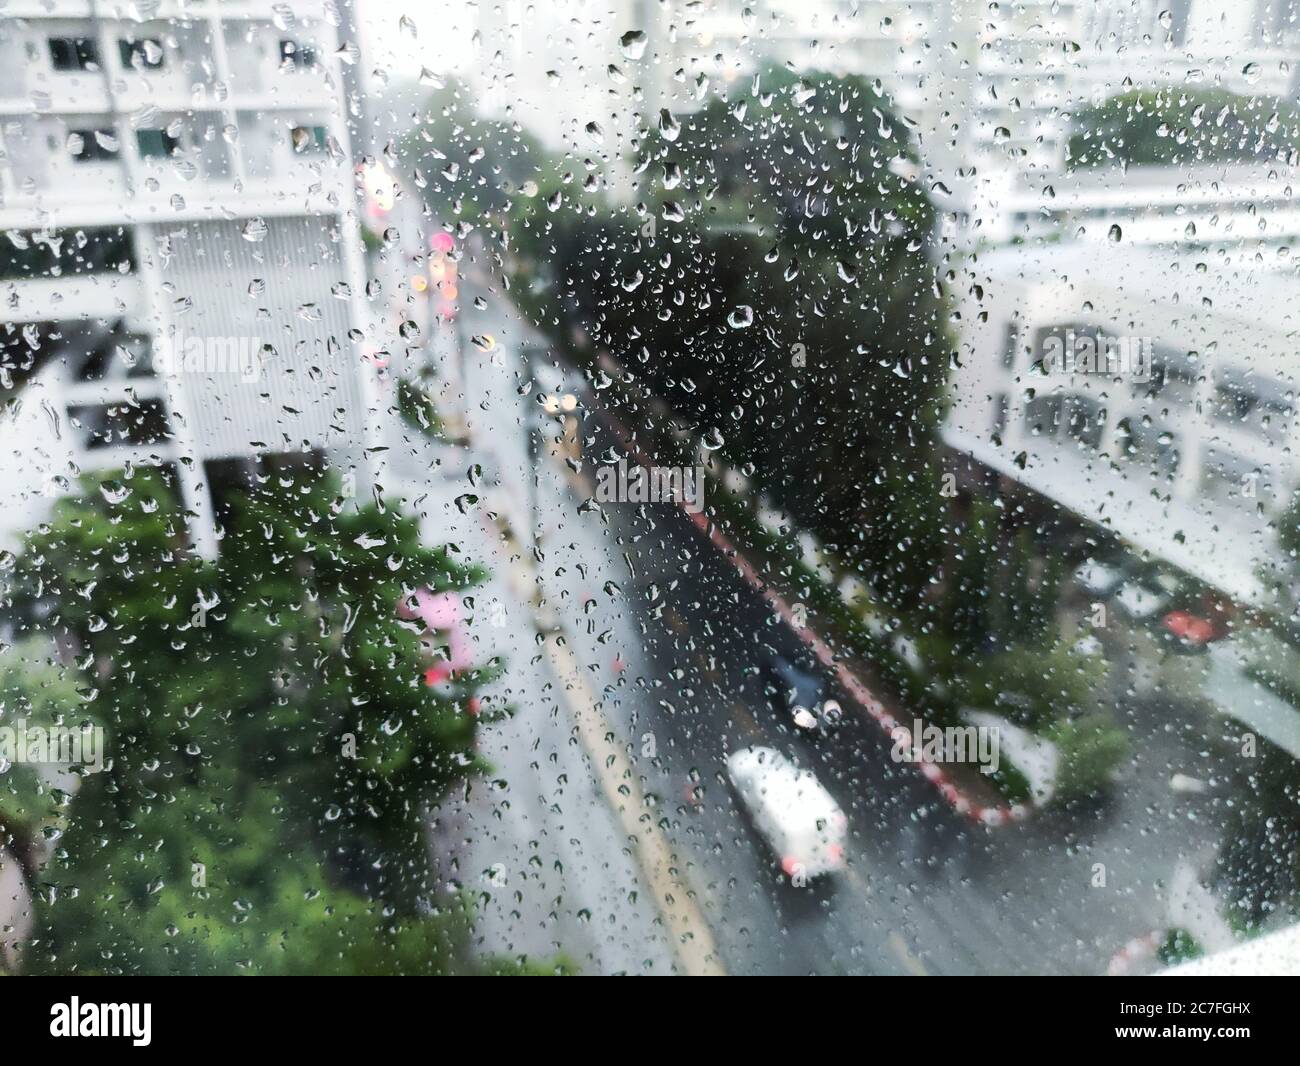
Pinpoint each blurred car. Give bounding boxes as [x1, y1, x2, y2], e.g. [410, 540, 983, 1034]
[1114, 580, 1170, 620]
[726, 746, 847, 879]
[762, 654, 825, 720]
[1073, 559, 1126, 598]
[1161, 609, 1227, 652]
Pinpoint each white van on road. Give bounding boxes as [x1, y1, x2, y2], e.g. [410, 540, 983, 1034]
[726, 746, 848, 880]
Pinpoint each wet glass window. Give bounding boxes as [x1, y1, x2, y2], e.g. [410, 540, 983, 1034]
[2, 0, 1299, 987]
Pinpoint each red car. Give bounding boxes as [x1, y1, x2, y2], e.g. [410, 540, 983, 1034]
[1161, 610, 1223, 650]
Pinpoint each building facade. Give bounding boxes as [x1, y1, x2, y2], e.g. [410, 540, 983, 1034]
[943, 241, 1300, 605]
[0, 0, 377, 555]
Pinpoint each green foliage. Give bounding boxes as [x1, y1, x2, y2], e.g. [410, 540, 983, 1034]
[6, 465, 496, 974]
[399, 78, 555, 228]
[1278, 492, 1300, 559]
[943, 498, 1000, 655]
[397, 376, 443, 439]
[1219, 736, 1300, 926]
[1156, 927, 1203, 966]
[947, 644, 1104, 731]
[1067, 89, 1300, 170]
[0, 640, 89, 869]
[26, 785, 474, 976]
[1047, 712, 1130, 801]
[946, 643, 1125, 802]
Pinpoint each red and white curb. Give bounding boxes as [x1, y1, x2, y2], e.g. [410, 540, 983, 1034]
[598, 414, 1030, 828]
[1107, 931, 1163, 976]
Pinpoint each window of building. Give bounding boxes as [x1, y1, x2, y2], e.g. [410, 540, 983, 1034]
[992, 392, 1009, 437]
[1001, 320, 1020, 371]
[1064, 394, 1105, 449]
[279, 39, 319, 69]
[119, 37, 165, 70]
[1214, 368, 1293, 442]
[69, 128, 119, 163]
[48, 36, 101, 71]
[0, 226, 135, 280]
[290, 125, 329, 153]
[136, 128, 182, 159]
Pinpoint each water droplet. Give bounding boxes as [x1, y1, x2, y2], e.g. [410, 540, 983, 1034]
[619, 30, 647, 59]
[99, 480, 131, 505]
[727, 305, 754, 329]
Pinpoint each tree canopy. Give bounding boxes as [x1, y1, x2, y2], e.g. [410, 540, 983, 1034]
[5, 465, 503, 974]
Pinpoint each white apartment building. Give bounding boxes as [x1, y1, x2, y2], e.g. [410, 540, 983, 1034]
[0, 1, 378, 555]
[943, 241, 1300, 605]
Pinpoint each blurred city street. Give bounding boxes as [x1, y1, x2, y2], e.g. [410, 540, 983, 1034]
[395, 266, 1249, 975]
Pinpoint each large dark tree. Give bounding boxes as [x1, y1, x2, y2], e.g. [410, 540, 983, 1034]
[505, 66, 954, 614]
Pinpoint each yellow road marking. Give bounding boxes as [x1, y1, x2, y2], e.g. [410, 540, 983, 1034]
[545, 633, 726, 976]
[888, 931, 930, 976]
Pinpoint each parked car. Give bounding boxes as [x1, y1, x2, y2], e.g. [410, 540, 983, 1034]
[1114, 580, 1170, 621]
[1073, 559, 1126, 598]
[726, 747, 847, 879]
[1161, 609, 1227, 652]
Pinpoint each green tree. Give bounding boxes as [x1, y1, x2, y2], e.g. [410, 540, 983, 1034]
[0, 640, 88, 890]
[948, 644, 1104, 734]
[5, 464, 502, 974]
[398, 78, 556, 231]
[1067, 88, 1300, 170]
[504, 66, 954, 615]
[1219, 738, 1300, 928]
